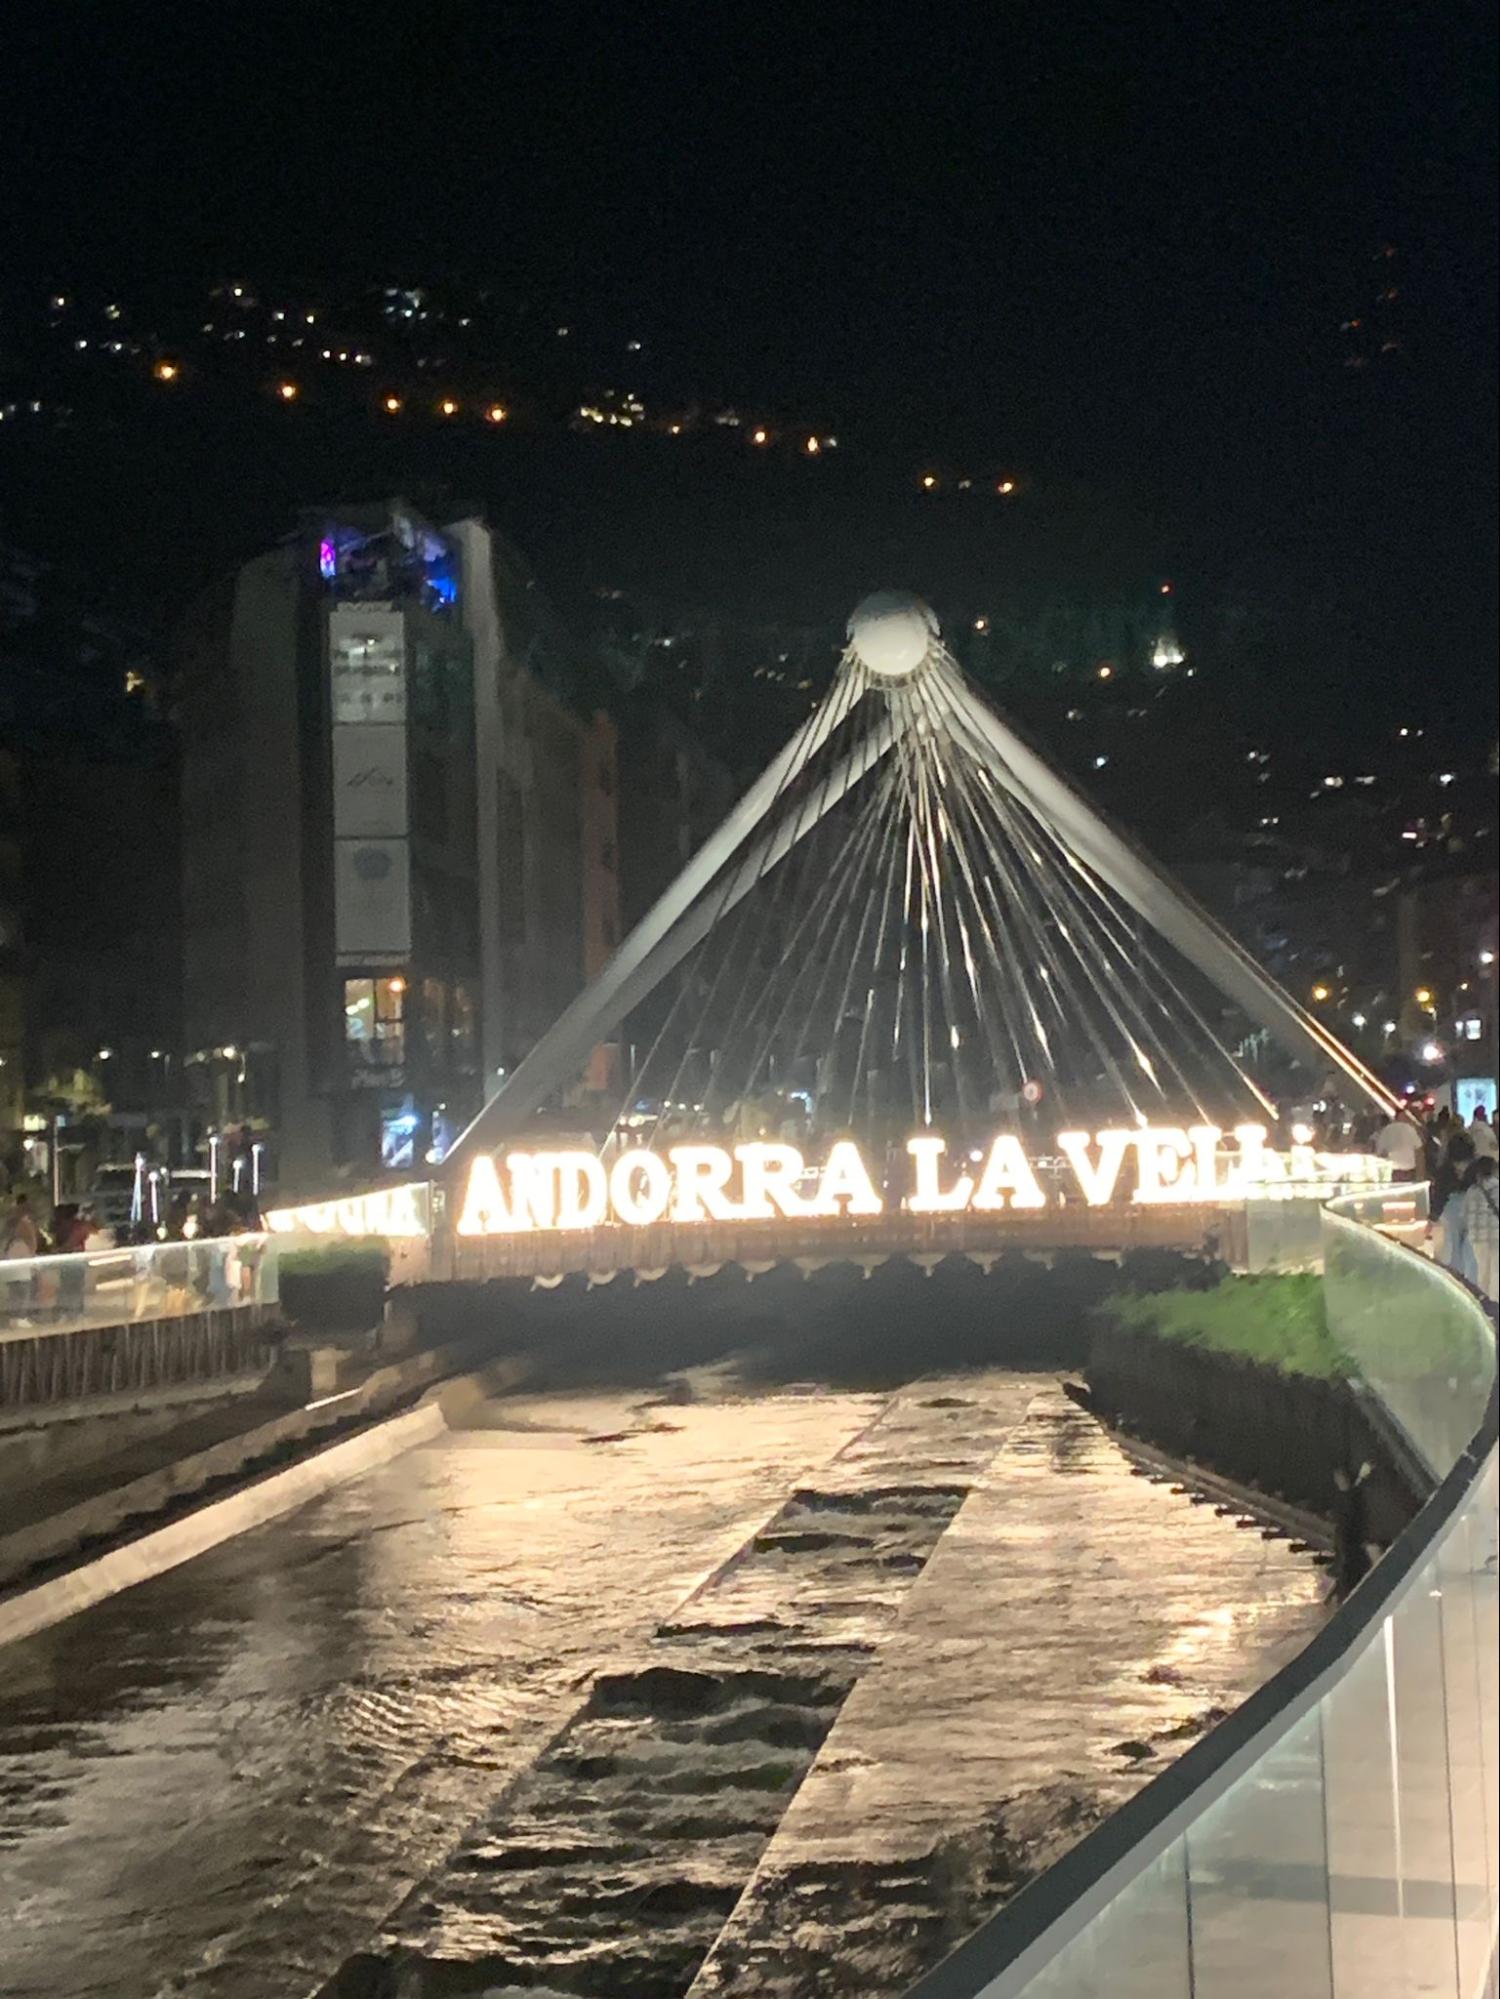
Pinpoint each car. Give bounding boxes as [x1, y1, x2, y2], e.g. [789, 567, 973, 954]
[88, 1160, 149, 1231]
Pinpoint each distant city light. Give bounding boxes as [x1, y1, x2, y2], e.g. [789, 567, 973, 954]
[97, 1047, 113, 1061]
[1311, 983, 1331, 1002]
[1097, 665, 1113, 680]
[1160, 582, 1173, 594]
[382, 394, 402, 413]
[1481, 950, 1496, 967]
[921, 473, 938, 490]
[804, 435, 820, 455]
[1437, 772, 1456, 786]
[1094, 755, 1109, 768]
[153, 359, 180, 383]
[275, 380, 299, 401]
[997, 479, 1016, 494]
[485, 403, 508, 424]
[437, 397, 459, 416]
[1383, 1021, 1398, 1035]
[1415, 987, 1434, 1006]
[751, 427, 770, 445]
[1421, 1041, 1443, 1064]
[974, 617, 989, 633]
[1351, 1012, 1367, 1029]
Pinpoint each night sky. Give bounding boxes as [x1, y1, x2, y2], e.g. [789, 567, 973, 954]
[2, 1, 1495, 725]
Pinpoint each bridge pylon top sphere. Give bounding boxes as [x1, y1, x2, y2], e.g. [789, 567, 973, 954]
[847, 592, 940, 682]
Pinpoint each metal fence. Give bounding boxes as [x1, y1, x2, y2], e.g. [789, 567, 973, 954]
[906, 1187, 1497, 1999]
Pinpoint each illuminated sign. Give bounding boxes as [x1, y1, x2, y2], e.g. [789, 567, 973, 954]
[266, 1182, 430, 1238]
[455, 1129, 1390, 1236]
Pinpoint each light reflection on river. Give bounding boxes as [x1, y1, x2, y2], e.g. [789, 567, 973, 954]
[0, 1382, 881, 1999]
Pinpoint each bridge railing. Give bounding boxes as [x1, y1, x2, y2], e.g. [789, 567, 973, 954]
[905, 1187, 1498, 1999]
[0, 1235, 278, 1343]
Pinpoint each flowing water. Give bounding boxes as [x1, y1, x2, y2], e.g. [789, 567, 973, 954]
[0, 1378, 887, 1998]
[0, 1365, 1326, 1999]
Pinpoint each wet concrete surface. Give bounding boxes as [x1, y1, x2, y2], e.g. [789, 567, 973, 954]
[0, 1374, 884, 1999]
[353, 1378, 1038, 1997]
[0, 1348, 1328, 1999]
[687, 1385, 1328, 1998]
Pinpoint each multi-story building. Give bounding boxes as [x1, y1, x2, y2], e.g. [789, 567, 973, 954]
[178, 502, 620, 1191]
[0, 540, 178, 1155]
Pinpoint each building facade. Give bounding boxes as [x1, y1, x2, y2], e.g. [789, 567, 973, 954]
[178, 503, 620, 1191]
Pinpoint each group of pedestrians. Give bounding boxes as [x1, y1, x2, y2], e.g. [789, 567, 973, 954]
[1382, 1101, 1500, 1302]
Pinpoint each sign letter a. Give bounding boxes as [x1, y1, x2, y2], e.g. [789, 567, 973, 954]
[457, 1154, 518, 1234]
[972, 1134, 1046, 1210]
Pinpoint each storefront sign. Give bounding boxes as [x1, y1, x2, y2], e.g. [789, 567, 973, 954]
[455, 1128, 1389, 1237]
[266, 1182, 430, 1238]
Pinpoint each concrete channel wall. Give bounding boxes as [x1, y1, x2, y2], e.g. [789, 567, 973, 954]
[0, 1345, 523, 1648]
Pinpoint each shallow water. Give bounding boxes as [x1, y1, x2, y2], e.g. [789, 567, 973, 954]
[0, 1382, 882, 1999]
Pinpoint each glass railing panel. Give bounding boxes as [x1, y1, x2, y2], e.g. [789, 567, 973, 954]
[1388, 1556, 1462, 1998]
[1321, 1630, 1405, 1998]
[1436, 1467, 1497, 1999]
[1182, 1705, 1333, 1998]
[0, 1234, 276, 1338]
[998, 1842, 1192, 1999]
[1323, 1192, 1494, 1481]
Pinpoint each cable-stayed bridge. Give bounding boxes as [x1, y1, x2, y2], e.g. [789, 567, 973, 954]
[270, 593, 1400, 1282]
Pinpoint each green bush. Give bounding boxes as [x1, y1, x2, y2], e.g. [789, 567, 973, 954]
[276, 1237, 388, 1280]
[1100, 1273, 1349, 1381]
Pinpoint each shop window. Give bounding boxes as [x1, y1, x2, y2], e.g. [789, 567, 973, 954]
[344, 975, 406, 1067]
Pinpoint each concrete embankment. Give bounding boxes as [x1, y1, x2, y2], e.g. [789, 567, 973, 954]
[0, 1343, 520, 1647]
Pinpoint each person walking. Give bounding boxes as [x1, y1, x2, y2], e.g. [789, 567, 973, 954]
[1375, 1111, 1425, 1182]
[1468, 1103, 1499, 1162]
[2, 1193, 39, 1259]
[1430, 1131, 1477, 1279]
[1462, 1157, 1499, 1303]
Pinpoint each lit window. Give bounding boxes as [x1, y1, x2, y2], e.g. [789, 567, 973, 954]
[1459, 1016, 1483, 1042]
[343, 977, 406, 1067]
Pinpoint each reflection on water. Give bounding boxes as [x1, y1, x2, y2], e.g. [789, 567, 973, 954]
[0, 1383, 880, 1999]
